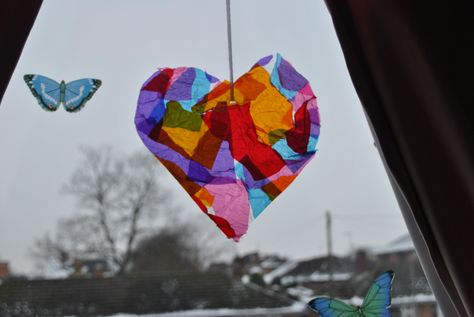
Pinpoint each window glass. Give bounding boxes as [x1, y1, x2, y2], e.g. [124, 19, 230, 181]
[0, 1, 441, 316]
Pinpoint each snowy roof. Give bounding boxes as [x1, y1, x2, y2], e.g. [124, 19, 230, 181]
[260, 256, 286, 270]
[286, 286, 314, 301]
[281, 272, 352, 286]
[392, 294, 437, 305]
[263, 261, 298, 284]
[372, 234, 414, 255]
[275, 256, 353, 280]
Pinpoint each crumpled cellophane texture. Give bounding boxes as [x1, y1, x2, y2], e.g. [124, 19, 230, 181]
[135, 54, 320, 241]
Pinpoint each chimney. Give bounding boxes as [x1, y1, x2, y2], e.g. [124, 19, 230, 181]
[0, 262, 10, 279]
[354, 249, 369, 274]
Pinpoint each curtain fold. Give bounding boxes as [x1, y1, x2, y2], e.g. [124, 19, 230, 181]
[325, 1, 474, 316]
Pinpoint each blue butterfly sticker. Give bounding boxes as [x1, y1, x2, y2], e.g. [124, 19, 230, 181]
[308, 271, 394, 317]
[24, 74, 102, 112]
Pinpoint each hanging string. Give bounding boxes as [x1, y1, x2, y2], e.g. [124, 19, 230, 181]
[226, 0, 235, 103]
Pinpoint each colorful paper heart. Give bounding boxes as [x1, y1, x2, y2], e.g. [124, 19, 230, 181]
[135, 54, 320, 241]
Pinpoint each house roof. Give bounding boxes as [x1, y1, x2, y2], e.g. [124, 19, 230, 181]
[372, 234, 414, 255]
[279, 256, 353, 280]
[264, 261, 298, 284]
[260, 255, 287, 270]
[0, 271, 298, 316]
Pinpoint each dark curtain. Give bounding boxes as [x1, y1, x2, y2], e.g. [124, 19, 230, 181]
[0, 1, 43, 104]
[325, 1, 474, 316]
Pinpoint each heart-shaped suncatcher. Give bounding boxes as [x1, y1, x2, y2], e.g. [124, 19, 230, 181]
[135, 54, 320, 241]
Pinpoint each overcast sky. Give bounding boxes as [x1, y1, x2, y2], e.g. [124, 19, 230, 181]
[0, 0, 408, 274]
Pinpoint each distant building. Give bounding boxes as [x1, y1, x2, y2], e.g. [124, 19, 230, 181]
[373, 234, 414, 255]
[232, 252, 288, 282]
[71, 258, 110, 278]
[209, 235, 442, 317]
[232, 252, 261, 277]
[0, 262, 10, 280]
[258, 234, 442, 317]
[260, 255, 288, 274]
[269, 255, 354, 299]
[371, 234, 441, 317]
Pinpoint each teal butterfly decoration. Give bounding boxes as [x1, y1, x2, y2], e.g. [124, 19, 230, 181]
[24, 74, 102, 112]
[308, 271, 394, 317]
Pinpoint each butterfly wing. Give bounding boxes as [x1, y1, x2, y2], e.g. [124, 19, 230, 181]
[360, 271, 394, 317]
[24, 74, 61, 111]
[63, 78, 102, 112]
[308, 297, 359, 317]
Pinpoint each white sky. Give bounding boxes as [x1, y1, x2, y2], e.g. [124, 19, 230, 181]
[0, 0, 408, 274]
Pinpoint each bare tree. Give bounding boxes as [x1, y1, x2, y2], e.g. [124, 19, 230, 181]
[65, 146, 171, 274]
[32, 146, 236, 276]
[31, 147, 167, 275]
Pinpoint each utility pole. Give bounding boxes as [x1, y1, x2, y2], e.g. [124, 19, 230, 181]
[326, 210, 334, 296]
